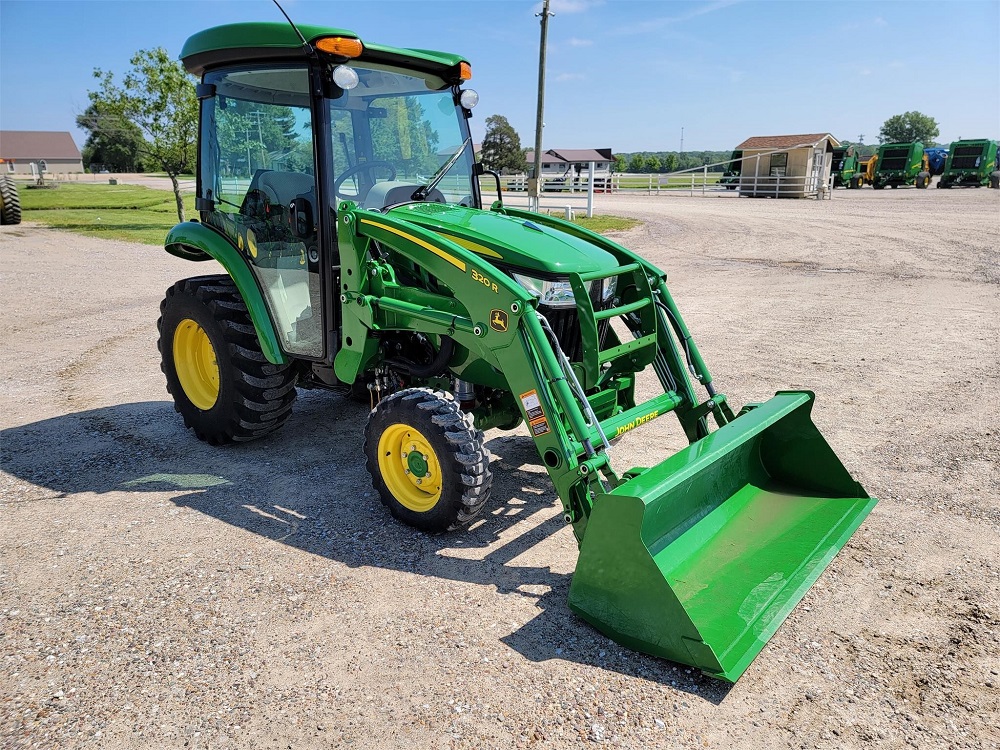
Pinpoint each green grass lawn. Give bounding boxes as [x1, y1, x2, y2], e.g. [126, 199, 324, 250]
[18, 182, 640, 245]
[544, 212, 641, 233]
[19, 183, 196, 245]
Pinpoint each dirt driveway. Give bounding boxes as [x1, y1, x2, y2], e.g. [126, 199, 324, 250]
[1, 188, 998, 749]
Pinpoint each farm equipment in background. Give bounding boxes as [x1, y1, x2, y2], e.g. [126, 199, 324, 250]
[158, 21, 877, 683]
[923, 147, 949, 178]
[854, 154, 877, 188]
[872, 141, 930, 189]
[0, 170, 22, 225]
[831, 146, 864, 189]
[719, 149, 742, 190]
[938, 139, 1000, 188]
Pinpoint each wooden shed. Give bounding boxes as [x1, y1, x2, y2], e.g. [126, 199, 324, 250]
[735, 133, 839, 198]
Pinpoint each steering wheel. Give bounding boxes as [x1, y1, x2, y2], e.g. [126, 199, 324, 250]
[334, 161, 397, 200]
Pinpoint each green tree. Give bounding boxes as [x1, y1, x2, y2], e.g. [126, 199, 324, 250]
[628, 154, 646, 173]
[76, 104, 148, 173]
[878, 111, 940, 145]
[480, 115, 527, 174]
[612, 154, 626, 173]
[662, 153, 679, 172]
[90, 48, 198, 221]
[370, 97, 440, 176]
[645, 156, 661, 173]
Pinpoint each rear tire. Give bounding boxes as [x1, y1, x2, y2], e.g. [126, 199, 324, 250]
[916, 172, 930, 189]
[365, 388, 491, 532]
[0, 175, 22, 225]
[990, 171, 1000, 189]
[158, 275, 298, 444]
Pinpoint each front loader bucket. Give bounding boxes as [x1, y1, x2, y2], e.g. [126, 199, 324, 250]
[568, 391, 876, 682]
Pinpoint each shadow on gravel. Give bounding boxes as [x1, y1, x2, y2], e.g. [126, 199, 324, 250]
[1, 392, 730, 703]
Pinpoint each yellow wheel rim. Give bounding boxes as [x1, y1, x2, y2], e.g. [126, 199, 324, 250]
[377, 424, 443, 512]
[173, 318, 220, 410]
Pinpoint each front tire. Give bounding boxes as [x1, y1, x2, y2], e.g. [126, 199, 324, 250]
[158, 275, 298, 444]
[365, 388, 491, 532]
[0, 175, 22, 225]
[916, 172, 930, 189]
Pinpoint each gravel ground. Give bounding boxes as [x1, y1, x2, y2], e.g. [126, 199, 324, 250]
[1, 187, 998, 749]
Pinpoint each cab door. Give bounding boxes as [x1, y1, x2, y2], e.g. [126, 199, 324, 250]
[198, 64, 324, 358]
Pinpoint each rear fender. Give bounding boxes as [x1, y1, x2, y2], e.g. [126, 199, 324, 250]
[165, 221, 287, 365]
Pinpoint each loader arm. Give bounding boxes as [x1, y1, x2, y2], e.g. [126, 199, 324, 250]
[337, 202, 876, 683]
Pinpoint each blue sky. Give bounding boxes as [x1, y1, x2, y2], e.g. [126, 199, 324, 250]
[1, 0, 997, 153]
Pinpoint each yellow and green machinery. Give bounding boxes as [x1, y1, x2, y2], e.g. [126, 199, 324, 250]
[831, 146, 864, 189]
[872, 141, 931, 189]
[158, 22, 876, 683]
[938, 139, 1000, 188]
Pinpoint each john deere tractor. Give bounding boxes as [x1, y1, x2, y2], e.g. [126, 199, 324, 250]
[159, 22, 876, 683]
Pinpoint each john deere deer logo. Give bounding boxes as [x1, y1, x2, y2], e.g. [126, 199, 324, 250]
[490, 309, 509, 332]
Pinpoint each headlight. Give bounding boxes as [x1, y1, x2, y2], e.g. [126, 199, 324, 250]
[513, 273, 619, 308]
[601, 274, 617, 302]
[512, 274, 576, 307]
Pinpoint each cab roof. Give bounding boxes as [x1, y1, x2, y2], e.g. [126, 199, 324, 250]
[180, 22, 468, 77]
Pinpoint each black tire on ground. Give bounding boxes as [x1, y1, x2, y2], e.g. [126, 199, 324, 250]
[916, 172, 930, 189]
[365, 388, 491, 532]
[990, 171, 1000, 189]
[157, 275, 298, 444]
[0, 175, 22, 225]
[873, 182, 885, 190]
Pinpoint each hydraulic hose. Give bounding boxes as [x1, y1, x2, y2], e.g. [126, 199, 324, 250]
[384, 335, 455, 378]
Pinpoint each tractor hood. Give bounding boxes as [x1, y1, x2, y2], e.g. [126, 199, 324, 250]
[385, 203, 617, 277]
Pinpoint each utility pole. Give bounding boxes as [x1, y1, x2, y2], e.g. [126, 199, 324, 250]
[857, 133, 864, 145]
[530, 0, 553, 212]
[680, 127, 684, 154]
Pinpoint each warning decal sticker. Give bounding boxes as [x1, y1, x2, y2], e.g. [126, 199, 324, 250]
[520, 390, 544, 421]
[520, 390, 551, 436]
[530, 419, 551, 437]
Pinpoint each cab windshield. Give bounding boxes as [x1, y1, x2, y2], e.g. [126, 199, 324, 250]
[329, 64, 477, 210]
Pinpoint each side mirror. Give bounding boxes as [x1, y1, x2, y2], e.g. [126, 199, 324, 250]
[288, 196, 314, 239]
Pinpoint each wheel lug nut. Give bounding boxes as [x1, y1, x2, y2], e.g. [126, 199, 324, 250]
[404, 469, 410, 474]
[401, 451, 408, 458]
[422, 454, 428, 461]
[416, 479, 422, 484]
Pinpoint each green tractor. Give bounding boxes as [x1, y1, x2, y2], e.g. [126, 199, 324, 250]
[719, 149, 742, 190]
[831, 146, 864, 189]
[937, 139, 1000, 188]
[872, 141, 930, 189]
[159, 22, 876, 683]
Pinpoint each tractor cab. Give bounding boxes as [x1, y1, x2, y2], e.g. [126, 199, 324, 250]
[181, 23, 480, 359]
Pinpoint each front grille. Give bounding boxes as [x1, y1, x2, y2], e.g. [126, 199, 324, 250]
[951, 156, 981, 169]
[880, 157, 908, 170]
[540, 283, 611, 362]
[954, 146, 983, 157]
